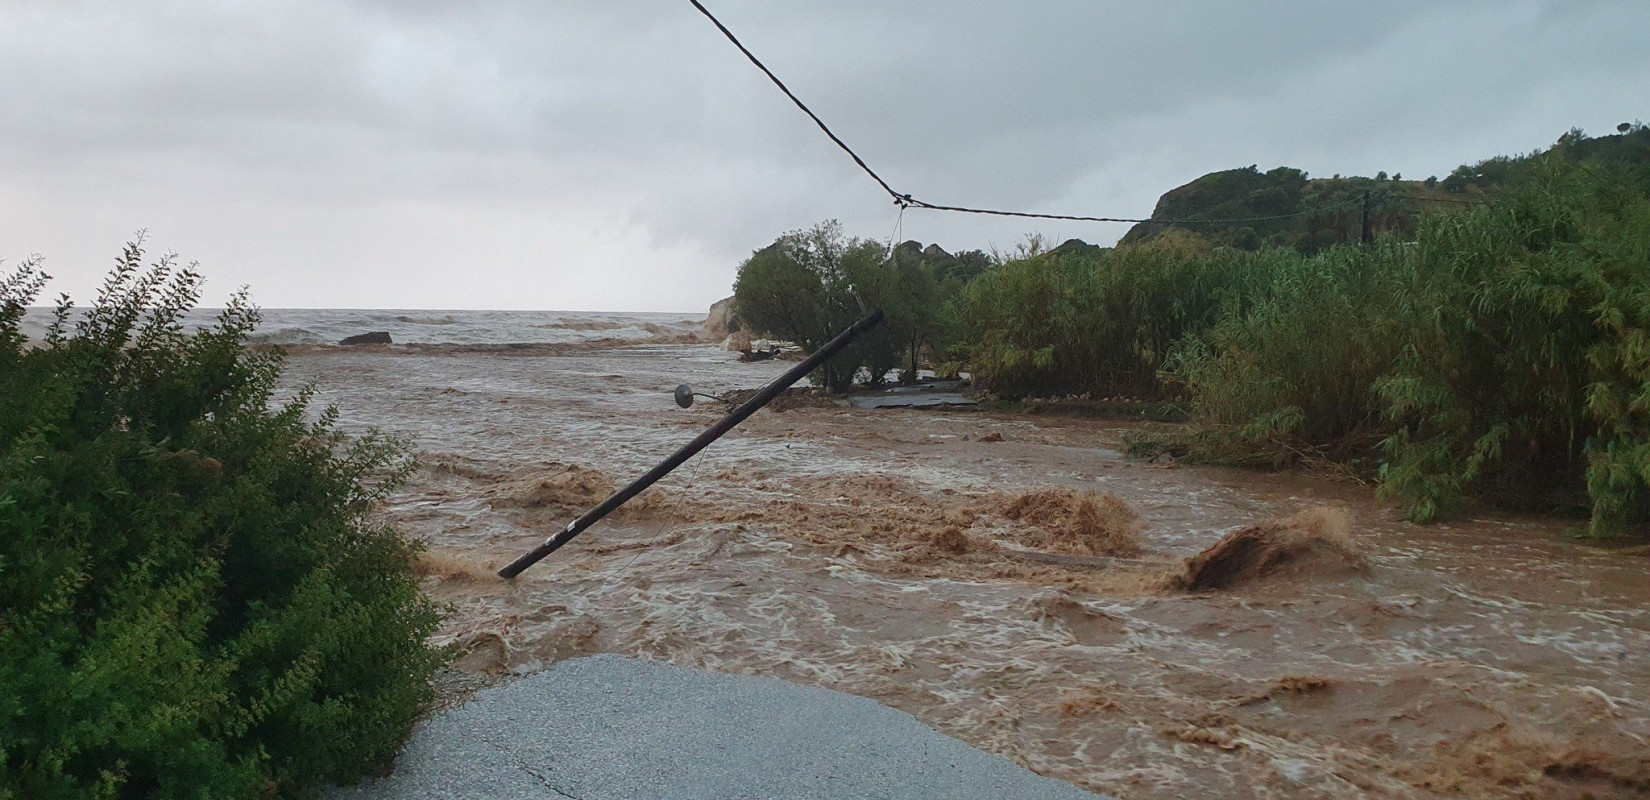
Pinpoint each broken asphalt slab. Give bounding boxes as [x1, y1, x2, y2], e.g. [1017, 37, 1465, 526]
[848, 380, 977, 409]
[330, 654, 1111, 800]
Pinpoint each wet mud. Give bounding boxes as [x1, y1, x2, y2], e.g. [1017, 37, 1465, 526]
[284, 341, 1650, 800]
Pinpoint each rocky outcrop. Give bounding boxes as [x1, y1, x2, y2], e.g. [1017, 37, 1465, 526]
[1049, 239, 1103, 259]
[705, 296, 738, 339]
[893, 240, 925, 262]
[921, 244, 953, 261]
[722, 330, 753, 353]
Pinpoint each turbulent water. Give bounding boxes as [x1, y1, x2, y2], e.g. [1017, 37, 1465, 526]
[256, 310, 1647, 800]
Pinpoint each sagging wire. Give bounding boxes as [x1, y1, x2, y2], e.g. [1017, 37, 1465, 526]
[688, 0, 1367, 227]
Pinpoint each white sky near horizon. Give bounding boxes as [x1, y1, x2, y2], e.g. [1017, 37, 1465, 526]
[2, 1, 1647, 312]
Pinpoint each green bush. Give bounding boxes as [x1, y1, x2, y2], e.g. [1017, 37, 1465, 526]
[950, 231, 1277, 399]
[1159, 241, 1412, 460]
[947, 149, 1650, 532]
[1372, 165, 1650, 531]
[0, 242, 443, 799]
[1160, 163, 1650, 533]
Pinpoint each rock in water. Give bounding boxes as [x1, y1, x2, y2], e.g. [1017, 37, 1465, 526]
[723, 329, 753, 353]
[339, 331, 392, 345]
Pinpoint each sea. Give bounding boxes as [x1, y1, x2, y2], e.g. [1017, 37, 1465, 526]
[18, 308, 710, 348]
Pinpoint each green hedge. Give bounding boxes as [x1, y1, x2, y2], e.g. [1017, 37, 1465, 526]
[1160, 164, 1650, 533]
[0, 242, 443, 799]
[951, 160, 1650, 533]
[949, 231, 1282, 399]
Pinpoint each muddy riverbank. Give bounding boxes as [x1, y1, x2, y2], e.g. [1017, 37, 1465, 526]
[284, 340, 1650, 800]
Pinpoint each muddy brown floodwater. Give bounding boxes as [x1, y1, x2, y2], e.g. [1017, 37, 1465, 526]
[283, 341, 1650, 800]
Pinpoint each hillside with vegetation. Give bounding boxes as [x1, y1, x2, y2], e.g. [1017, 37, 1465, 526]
[1120, 121, 1650, 253]
[731, 122, 1650, 535]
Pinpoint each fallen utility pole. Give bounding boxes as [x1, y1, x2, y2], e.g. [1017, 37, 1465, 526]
[498, 309, 885, 579]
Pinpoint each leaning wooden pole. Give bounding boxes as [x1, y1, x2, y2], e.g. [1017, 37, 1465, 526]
[498, 309, 885, 579]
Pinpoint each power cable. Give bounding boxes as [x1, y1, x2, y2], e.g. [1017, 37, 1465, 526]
[904, 196, 1360, 224]
[1394, 193, 1482, 205]
[886, 202, 906, 251]
[687, 0, 903, 202]
[688, 0, 1364, 226]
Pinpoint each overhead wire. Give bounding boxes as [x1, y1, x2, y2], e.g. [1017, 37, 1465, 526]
[687, 0, 1367, 227]
[886, 202, 906, 251]
[686, 0, 903, 202]
[1394, 193, 1482, 205]
[903, 196, 1361, 224]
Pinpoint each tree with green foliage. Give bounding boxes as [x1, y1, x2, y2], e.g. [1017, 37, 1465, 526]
[732, 221, 883, 391]
[0, 241, 443, 799]
[874, 245, 941, 383]
[732, 221, 965, 391]
[934, 250, 993, 285]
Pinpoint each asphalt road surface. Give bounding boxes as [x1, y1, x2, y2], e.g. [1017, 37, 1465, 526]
[329, 654, 1111, 800]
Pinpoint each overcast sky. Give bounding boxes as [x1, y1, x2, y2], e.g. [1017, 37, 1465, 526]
[2, 1, 1646, 311]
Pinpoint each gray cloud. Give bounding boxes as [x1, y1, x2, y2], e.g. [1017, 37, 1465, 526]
[2, 0, 1646, 309]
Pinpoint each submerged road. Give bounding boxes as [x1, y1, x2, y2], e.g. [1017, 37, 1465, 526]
[330, 654, 1110, 800]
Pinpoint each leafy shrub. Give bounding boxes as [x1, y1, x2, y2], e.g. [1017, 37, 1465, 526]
[950, 231, 1276, 399]
[1161, 162, 1650, 533]
[1160, 241, 1412, 461]
[0, 241, 443, 799]
[1372, 165, 1650, 531]
[951, 149, 1650, 532]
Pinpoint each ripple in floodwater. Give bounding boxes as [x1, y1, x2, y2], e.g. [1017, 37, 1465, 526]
[285, 338, 1650, 800]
